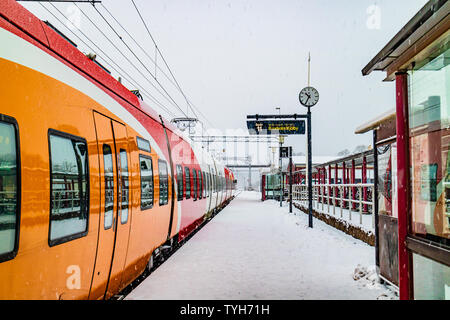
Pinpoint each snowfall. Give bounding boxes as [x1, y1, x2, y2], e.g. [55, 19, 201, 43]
[125, 191, 398, 300]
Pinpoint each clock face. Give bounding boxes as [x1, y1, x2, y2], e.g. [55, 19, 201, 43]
[299, 86, 319, 107]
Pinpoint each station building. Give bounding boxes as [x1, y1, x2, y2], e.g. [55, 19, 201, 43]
[362, 0, 449, 300]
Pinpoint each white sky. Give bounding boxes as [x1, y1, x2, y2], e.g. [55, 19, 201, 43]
[22, 0, 428, 161]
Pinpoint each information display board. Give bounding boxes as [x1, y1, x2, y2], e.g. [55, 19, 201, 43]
[247, 120, 305, 135]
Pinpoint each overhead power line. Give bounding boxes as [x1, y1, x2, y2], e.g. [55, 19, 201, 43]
[129, 0, 216, 129]
[88, 3, 189, 118]
[72, 3, 184, 117]
[40, 2, 177, 118]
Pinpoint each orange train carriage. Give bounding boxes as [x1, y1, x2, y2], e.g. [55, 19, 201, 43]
[0, 0, 236, 299]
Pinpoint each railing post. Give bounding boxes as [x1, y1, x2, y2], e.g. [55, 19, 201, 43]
[328, 165, 331, 213]
[359, 185, 363, 225]
[372, 185, 375, 228]
[334, 163, 338, 209]
[362, 156, 368, 212]
[333, 184, 336, 215]
[351, 159, 356, 211]
[349, 188, 352, 221]
[342, 161, 346, 208]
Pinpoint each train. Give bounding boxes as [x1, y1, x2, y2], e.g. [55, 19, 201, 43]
[0, 0, 236, 299]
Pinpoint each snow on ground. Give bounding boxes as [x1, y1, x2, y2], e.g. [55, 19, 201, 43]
[126, 191, 397, 300]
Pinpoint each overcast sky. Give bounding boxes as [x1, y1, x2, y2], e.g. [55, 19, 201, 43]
[22, 0, 428, 160]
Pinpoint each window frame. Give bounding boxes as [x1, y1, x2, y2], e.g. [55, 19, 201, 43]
[103, 144, 114, 230]
[0, 114, 21, 263]
[48, 129, 90, 247]
[185, 167, 191, 199]
[202, 171, 206, 198]
[193, 169, 197, 201]
[158, 159, 169, 206]
[139, 154, 154, 210]
[136, 136, 151, 153]
[176, 164, 183, 201]
[119, 148, 129, 224]
[198, 170, 203, 200]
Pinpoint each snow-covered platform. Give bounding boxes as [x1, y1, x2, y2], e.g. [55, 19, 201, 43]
[125, 191, 396, 300]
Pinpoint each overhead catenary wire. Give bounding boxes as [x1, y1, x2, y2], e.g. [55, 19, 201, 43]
[40, 2, 177, 118]
[130, 0, 196, 118]
[71, 3, 186, 118]
[86, 3, 189, 118]
[99, 3, 180, 97]
[129, 0, 216, 129]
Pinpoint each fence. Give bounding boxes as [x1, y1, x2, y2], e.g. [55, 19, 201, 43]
[292, 182, 375, 228]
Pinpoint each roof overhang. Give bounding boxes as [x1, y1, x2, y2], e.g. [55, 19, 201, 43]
[355, 108, 396, 134]
[362, 0, 450, 80]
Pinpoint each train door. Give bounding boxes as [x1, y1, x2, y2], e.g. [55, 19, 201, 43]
[89, 112, 132, 300]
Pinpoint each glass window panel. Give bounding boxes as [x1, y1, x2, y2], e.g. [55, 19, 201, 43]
[158, 160, 168, 206]
[198, 170, 202, 199]
[0, 122, 18, 257]
[412, 253, 450, 300]
[103, 145, 114, 229]
[176, 165, 183, 201]
[120, 149, 129, 224]
[203, 172, 206, 198]
[185, 167, 190, 199]
[140, 155, 154, 209]
[377, 144, 393, 216]
[408, 38, 450, 243]
[49, 133, 88, 243]
[136, 137, 151, 152]
[193, 169, 197, 200]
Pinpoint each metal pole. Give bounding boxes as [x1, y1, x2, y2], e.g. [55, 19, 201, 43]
[289, 147, 293, 213]
[307, 107, 313, 228]
[373, 130, 381, 273]
[279, 138, 282, 207]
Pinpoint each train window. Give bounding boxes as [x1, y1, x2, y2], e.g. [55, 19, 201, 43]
[192, 169, 197, 201]
[103, 145, 114, 229]
[0, 118, 19, 262]
[206, 173, 210, 197]
[210, 173, 213, 195]
[202, 172, 206, 198]
[48, 131, 89, 246]
[198, 170, 202, 199]
[158, 160, 168, 206]
[140, 155, 154, 210]
[176, 165, 183, 201]
[136, 137, 151, 153]
[119, 149, 129, 224]
[185, 167, 191, 199]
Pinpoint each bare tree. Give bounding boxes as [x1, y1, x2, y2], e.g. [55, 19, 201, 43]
[353, 145, 368, 154]
[337, 149, 350, 157]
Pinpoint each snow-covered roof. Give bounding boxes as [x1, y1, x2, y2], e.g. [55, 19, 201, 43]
[290, 156, 338, 166]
